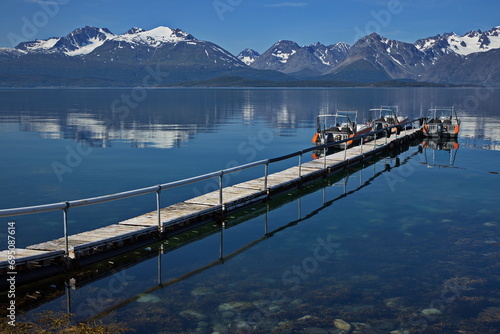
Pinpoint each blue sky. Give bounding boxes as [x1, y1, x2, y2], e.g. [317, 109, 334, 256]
[1, 0, 499, 55]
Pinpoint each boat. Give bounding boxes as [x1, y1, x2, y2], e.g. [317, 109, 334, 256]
[368, 105, 410, 138]
[311, 111, 372, 149]
[422, 106, 460, 138]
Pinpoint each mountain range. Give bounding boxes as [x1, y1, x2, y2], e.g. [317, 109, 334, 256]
[0, 25, 499, 87]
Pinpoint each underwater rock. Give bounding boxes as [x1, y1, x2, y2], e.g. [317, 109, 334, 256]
[191, 286, 216, 297]
[334, 319, 352, 331]
[229, 320, 252, 333]
[484, 222, 497, 227]
[421, 308, 442, 316]
[384, 297, 406, 310]
[303, 328, 329, 334]
[212, 322, 229, 334]
[136, 293, 161, 303]
[218, 301, 253, 312]
[290, 298, 304, 306]
[179, 310, 207, 321]
[298, 315, 320, 322]
[221, 311, 236, 319]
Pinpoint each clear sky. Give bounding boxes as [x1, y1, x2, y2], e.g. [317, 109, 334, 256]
[1, 0, 499, 55]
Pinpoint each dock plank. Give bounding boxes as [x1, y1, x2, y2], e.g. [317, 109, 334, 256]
[185, 186, 266, 209]
[0, 249, 65, 267]
[119, 202, 220, 227]
[27, 224, 156, 258]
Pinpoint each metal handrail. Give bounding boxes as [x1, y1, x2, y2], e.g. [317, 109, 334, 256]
[0, 160, 268, 218]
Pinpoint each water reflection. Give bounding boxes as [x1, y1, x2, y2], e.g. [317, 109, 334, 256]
[1, 88, 500, 150]
[422, 137, 459, 168]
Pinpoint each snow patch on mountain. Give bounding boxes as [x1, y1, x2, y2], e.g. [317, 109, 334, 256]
[65, 37, 109, 56]
[113, 26, 194, 47]
[415, 27, 500, 56]
[237, 49, 260, 65]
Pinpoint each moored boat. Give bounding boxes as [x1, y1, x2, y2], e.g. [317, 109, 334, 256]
[368, 105, 409, 137]
[422, 106, 460, 138]
[311, 111, 371, 149]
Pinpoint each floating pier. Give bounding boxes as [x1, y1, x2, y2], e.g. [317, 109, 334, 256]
[0, 124, 423, 286]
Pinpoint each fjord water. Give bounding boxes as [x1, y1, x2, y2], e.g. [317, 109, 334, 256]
[0, 88, 499, 333]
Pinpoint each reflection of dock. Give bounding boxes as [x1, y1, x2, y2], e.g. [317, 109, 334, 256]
[2, 145, 424, 318]
[0, 126, 422, 287]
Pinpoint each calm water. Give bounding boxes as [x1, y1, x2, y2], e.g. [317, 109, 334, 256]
[0, 88, 499, 333]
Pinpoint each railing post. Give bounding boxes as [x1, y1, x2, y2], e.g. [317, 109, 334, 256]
[264, 162, 269, 191]
[344, 141, 347, 160]
[323, 146, 327, 168]
[219, 172, 224, 209]
[360, 136, 364, 154]
[156, 186, 162, 232]
[298, 152, 302, 177]
[63, 202, 69, 257]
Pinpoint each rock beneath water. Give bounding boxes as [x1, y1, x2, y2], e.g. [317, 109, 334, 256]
[229, 320, 252, 333]
[384, 297, 406, 310]
[179, 310, 207, 321]
[213, 323, 229, 334]
[421, 308, 442, 316]
[484, 222, 497, 227]
[218, 301, 253, 312]
[136, 293, 161, 303]
[221, 310, 236, 319]
[191, 286, 215, 297]
[334, 319, 352, 331]
[304, 327, 329, 334]
[298, 315, 320, 322]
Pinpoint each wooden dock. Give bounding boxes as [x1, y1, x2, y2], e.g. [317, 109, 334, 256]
[0, 128, 422, 284]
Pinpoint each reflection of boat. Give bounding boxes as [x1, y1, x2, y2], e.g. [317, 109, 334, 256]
[311, 111, 371, 148]
[422, 107, 460, 138]
[368, 105, 409, 137]
[422, 137, 459, 167]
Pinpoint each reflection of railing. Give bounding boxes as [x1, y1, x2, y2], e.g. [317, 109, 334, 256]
[83, 145, 424, 322]
[0, 119, 421, 258]
[2, 143, 423, 319]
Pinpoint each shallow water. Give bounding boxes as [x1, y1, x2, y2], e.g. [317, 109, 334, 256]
[0, 88, 499, 333]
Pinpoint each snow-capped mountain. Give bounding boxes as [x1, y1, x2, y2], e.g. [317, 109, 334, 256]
[309, 42, 350, 67]
[237, 49, 260, 65]
[0, 25, 499, 86]
[250, 40, 351, 76]
[322, 27, 500, 85]
[15, 26, 114, 56]
[415, 27, 500, 56]
[0, 25, 292, 86]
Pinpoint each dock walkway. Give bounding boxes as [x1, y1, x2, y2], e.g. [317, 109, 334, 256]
[0, 128, 422, 283]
